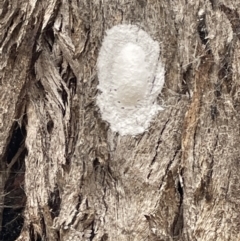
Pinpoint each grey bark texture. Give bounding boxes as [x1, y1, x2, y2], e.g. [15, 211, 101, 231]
[0, 0, 239, 240]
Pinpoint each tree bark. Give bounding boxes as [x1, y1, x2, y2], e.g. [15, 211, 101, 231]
[1, 0, 240, 240]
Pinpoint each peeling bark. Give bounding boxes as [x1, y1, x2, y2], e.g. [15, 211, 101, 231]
[1, 0, 240, 240]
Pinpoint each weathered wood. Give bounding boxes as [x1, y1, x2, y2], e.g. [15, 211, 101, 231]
[1, 0, 240, 240]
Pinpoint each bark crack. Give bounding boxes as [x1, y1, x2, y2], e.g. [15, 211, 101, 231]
[150, 119, 170, 167]
[172, 180, 184, 240]
[159, 146, 181, 191]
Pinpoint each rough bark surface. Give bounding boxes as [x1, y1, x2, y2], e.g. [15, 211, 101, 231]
[1, 0, 240, 241]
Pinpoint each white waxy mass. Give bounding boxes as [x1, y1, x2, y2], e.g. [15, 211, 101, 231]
[97, 24, 165, 136]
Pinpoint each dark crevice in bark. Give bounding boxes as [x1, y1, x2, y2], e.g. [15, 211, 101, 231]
[177, 179, 184, 197]
[172, 180, 184, 240]
[149, 140, 161, 166]
[181, 64, 192, 97]
[0, 208, 24, 241]
[93, 158, 100, 171]
[35, 80, 45, 91]
[210, 104, 218, 121]
[60, 84, 68, 109]
[48, 186, 61, 219]
[44, 27, 55, 52]
[100, 233, 109, 241]
[159, 146, 181, 191]
[147, 170, 152, 179]
[29, 222, 42, 241]
[89, 222, 95, 241]
[197, 11, 208, 46]
[68, 77, 77, 95]
[47, 119, 54, 134]
[40, 215, 47, 241]
[5, 123, 25, 164]
[1, 122, 27, 241]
